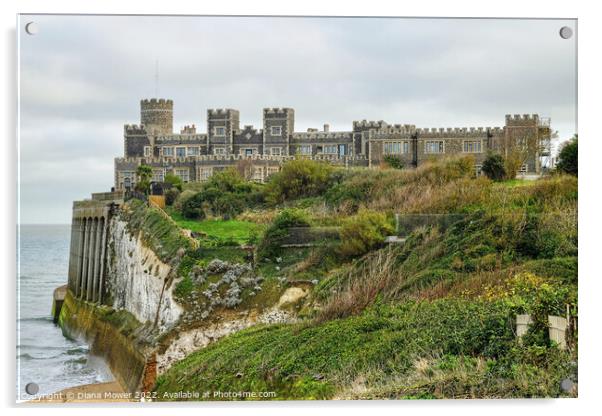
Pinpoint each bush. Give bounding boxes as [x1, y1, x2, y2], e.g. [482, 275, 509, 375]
[174, 190, 196, 212]
[482, 154, 506, 181]
[181, 192, 207, 219]
[178, 169, 264, 219]
[257, 208, 310, 258]
[164, 173, 183, 191]
[383, 155, 404, 169]
[338, 209, 394, 258]
[266, 159, 335, 204]
[556, 136, 577, 176]
[164, 188, 180, 206]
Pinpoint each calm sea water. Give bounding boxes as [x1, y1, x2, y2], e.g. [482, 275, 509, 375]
[17, 224, 113, 399]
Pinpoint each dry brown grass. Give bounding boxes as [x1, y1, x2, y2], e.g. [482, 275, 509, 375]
[316, 247, 401, 322]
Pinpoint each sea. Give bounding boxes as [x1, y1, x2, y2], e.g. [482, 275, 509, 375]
[17, 224, 114, 400]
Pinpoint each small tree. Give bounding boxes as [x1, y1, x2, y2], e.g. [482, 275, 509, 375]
[556, 136, 577, 176]
[136, 164, 153, 182]
[134, 164, 153, 194]
[481, 153, 506, 182]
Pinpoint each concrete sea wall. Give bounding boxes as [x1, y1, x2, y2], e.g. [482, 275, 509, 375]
[58, 290, 153, 393]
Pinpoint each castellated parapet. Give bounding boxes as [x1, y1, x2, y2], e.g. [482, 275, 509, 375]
[504, 114, 540, 127]
[140, 98, 173, 136]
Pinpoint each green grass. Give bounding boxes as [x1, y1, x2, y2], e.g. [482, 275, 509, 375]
[154, 299, 517, 400]
[166, 208, 264, 245]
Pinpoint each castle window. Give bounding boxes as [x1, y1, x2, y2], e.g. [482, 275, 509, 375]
[298, 145, 312, 155]
[252, 167, 264, 182]
[270, 147, 282, 156]
[475, 165, 483, 177]
[144, 146, 152, 157]
[187, 146, 199, 156]
[425, 141, 445, 154]
[267, 166, 280, 176]
[199, 167, 213, 181]
[176, 147, 186, 157]
[322, 145, 338, 154]
[243, 148, 255, 156]
[162, 147, 174, 157]
[214, 126, 226, 137]
[384, 141, 409, 154]
[213, 147, 226, 155]
[175, 168, 190, 182]
[121, 171, 135, 190]
[271, 126, 282, 136]
[152, 169, 165, 182]
[463, 140, 482, 153]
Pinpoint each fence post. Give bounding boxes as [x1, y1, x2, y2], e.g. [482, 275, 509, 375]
[548, 315, 568, 350]
[516, 314, 533, 339]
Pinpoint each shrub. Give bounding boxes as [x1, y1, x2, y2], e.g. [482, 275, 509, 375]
[173, 190, 196, 212]
[383, 155, 404, 169]
[266, 159, 335, 204]
[164, 173, 183, 191]
[257, 208, 310, 258]
[178, 169, 264, 219]
[164, 188, 180, 206]
[181, 192, 207, 219]
[482, 154, 506, 181]
[338, 209, 394, 258]
[556, 136, 577, 176]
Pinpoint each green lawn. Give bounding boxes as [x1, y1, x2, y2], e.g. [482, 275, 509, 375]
[166, 208, 264, 244]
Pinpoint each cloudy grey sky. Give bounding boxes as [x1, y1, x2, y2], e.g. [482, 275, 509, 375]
[18, 15, 576, 224]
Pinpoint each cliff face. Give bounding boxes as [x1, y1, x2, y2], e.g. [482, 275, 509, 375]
[106, 217, 183, 332]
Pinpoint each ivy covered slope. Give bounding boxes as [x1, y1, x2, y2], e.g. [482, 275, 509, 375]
[154, 157, 577, 400]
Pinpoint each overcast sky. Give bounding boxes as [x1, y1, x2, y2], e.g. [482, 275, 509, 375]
[18, 15, 576, 224]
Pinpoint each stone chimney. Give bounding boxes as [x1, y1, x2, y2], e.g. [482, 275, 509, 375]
[323, 124, 330, 132]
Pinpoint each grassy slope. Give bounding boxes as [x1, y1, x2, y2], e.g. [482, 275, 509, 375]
[156, 300, 519, 400]
[155, 160, 578, 400]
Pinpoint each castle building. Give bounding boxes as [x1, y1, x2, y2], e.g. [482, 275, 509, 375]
[114, 98, 551, 189]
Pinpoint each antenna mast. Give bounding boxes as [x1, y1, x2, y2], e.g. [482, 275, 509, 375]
[154, 59, 159, 97]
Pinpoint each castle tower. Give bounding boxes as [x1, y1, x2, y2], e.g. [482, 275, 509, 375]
[140, 98, 173, 136]
[207, 109, 241, 154]
[263, 108, 294, 155]
[503, 114, 548, 174]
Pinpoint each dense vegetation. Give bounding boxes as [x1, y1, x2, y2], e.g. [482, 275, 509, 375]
[149, 155, 577, 400]
[556, 135, 578, 176]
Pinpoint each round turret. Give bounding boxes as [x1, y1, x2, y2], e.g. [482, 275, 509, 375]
[140, 98, 173, 135]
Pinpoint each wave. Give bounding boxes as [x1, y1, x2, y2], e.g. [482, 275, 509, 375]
[18, 345, 89, 361]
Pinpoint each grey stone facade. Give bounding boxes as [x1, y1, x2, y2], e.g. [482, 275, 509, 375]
[115, 98, 551, 190]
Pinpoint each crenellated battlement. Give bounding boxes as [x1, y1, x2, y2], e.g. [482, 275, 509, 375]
[353, 120, 387, 130]
[504, 114, 540, 126]
[140, 98, 173, 109]
[263, 107, 294, 115]
[207, 108, 238, 116]
[124, 124, 147, 135]
[156, 134, 208, 143]
[292, 132, 353, 141]
[411, 126, 504, 137]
